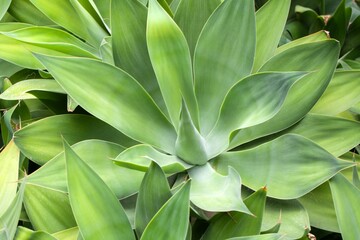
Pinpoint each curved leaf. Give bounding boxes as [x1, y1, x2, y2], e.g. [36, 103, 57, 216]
[147, 0, 198, 129]
[15, 227, 57, 240]
[141, 181, 190, 240]
[206, 72, 307, 157]
[311, 70, 360, 115]
[114, 144, 191, 174]
[34, 55, 177, 153]
[135, 162, 172, 237]
[194, 0, 256, 134]
[14, 114, 135, 164]
[213, 134, 354, 199]
[230, 40, 340, 148]
[64, 140, 135, 240]
[0, 0, 11, 20]
[23, 184, 77, 233]
[189, 163, 250, 213]
[30, 0, 107, 47]
[8, 0, 54, 25]
[227, 234, 284, 240]
[0, 79, 65, 100]
[111, 0, 164, 112]
[0, 140, 19, 216]
[0, 182, 25, 240]
[26, 140, 143, 199]
[329, 173, 360, 240]
[284, 114, 360, 157]
[253, 0, 291, 72]
[174, 0, 220, 56]
[298, 182, 339, 232]
[202, 188, 267, 240]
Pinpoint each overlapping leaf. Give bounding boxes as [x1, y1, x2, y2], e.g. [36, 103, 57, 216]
[213, 134, 354, 199]
[194, 0, 256, 134]
[64, 140, 135, 240]
[34, 55, 177, 153]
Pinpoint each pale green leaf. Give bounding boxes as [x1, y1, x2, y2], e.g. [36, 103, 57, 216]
[64, 140, 135, 240]
[34, 55, 177, 154]
[0, 140, 19, 216]
[202, 188, 267, 239]
[30, 0, 107, 47]
[52, 227, 79, 240]
[0, 182, 25, 240]
[135, 162, 172, 237]
[0, 79, 65, 100]
[194, 0, 256, 134]
[0, 0, 11, 21]
[114, 144, 191, 174]
[0, 59, 23, 78]
[147, 0, 198, 129]
[27, 140, 143, 199]
[206, 72, 307, 157]
[213, 134, 354, 199]
[141, 181, 190, 240]
[311, 70, 360, 115]
[284, 114, 360, 157]
[90, 0, 110, 30]
[14, 114, 135, 164]
[8, 0, 54, 25]
[23, 184, 76, 233]
[15, 227, 57, 240]
[230, 40, 340, 148]
[175, 102, 207, 165]
[111, 0, 164, 112]
[329, 173, 360, 240]
[298, 183, 339, 232]
[253, 0, 291, 72]
[261, 197, 310, 240]
[174, 0, 220, 56]
[189, 163, 250, 213]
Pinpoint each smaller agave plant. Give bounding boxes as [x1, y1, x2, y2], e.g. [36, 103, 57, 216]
[0, 0, 359, 239]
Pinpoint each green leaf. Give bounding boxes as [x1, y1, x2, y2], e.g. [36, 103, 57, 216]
[52, 227, 79, 240]
[175, 102, 207, 165]
[8, 0, 54, 25]
[227, 234, 284, 240]
[202, 188, 267, 239]
[14, 114, 135, 164]
[0, 140, 19, 216]
[311, 71, 360, 115]
[23, 184, 77, 233]
[114, 144, 191, 174]
[329, 173, 360, 240]
[284, 114, 360, 157]
[111, 0, 164, 112]
[64, 140, 135, 240]
[206, 72, 307, 157]
[26, 140, 143, 199]
[253, 0, 291, 72]
[189, 163, 250, 213]
[135, 162, 172, 237]
[298, 182, 339, 232]
[30, 0, 107, 47]
[174, 0, 220, 56]
[141, 181, 190, 240]
[194, 0, 256, 134]
[213, 134, 354, 199]
[15, 227, 57, 240]
[0, 182, 25, 240]
[261, 197, 310, 240]
[0, 79, 65, 100]
[0, 0, 11, 20]
[325, 0, 349, 46]
[147, 0, 198, 129]
[34, 55, 177, 154]
[230, 40, 339, 148]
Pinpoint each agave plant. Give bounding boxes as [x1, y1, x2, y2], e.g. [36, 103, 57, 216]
[0, 0, 360, 239]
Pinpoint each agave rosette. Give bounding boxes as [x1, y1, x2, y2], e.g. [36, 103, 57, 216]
[0, 0, 360, 239]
